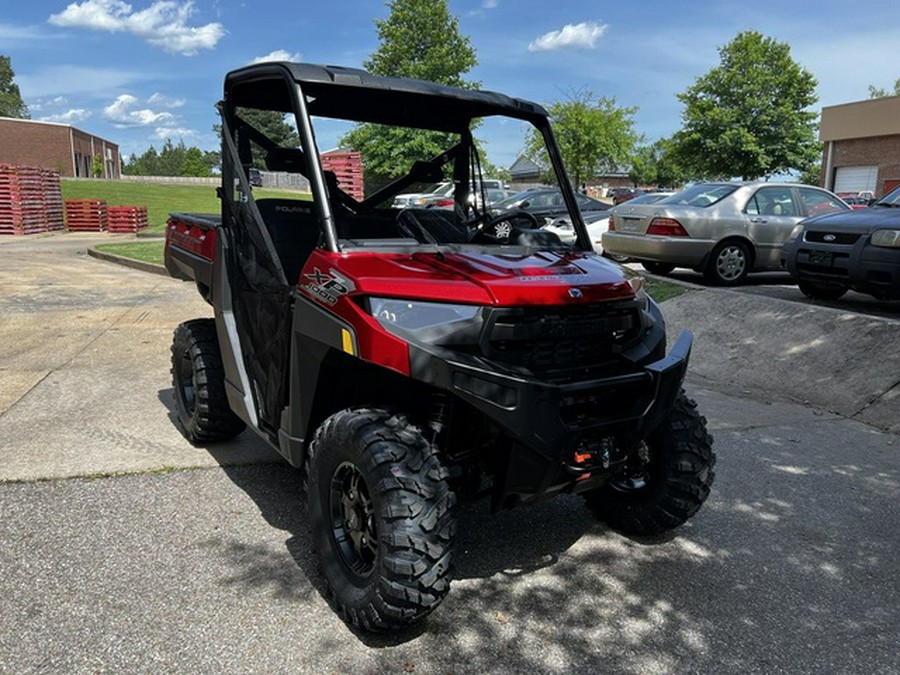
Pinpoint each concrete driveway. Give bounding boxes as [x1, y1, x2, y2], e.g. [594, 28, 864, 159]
[1, 233, 898, 673]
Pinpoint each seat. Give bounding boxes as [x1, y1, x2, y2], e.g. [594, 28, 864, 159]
[254, 199, 321, 284]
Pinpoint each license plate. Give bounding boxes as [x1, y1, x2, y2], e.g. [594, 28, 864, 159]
[809, 250, 833, 266]
[620, 218, 640, 232]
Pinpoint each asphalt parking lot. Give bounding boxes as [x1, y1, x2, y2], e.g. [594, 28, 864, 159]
[1, 233, 898, 673]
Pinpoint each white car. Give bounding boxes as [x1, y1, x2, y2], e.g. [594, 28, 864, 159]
[546, 192, 675, 261]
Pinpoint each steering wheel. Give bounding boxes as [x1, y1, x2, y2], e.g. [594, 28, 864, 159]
[469, 210, 541, 242]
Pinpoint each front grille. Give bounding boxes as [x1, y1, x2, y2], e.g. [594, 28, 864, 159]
[482, 302, 641, 380]
[804, 231, 861, 245]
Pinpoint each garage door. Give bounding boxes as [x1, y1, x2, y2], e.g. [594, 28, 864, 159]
[834, 166, 878, 194]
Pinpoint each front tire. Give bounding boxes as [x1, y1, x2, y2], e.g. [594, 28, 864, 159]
[798, 279, 848, 301]
[584, 392, 715, 535]
[306, 408, 456, 632]
[171, 319, 245, 443]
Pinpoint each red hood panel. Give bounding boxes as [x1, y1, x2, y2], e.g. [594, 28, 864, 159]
[307, 250, 635, 305]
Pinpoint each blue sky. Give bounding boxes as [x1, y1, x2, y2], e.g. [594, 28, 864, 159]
[3, 0, 899, 168]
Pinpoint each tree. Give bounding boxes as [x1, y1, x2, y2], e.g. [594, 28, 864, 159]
[0, 55, 29, 119]
[91, 154, 104, 178]
[340, 0, 478, 182]
[122, 140, 218, 176]
[868, 78, 900, 98]
[673, 31, 819, 181]
[524, 89, 639, 188]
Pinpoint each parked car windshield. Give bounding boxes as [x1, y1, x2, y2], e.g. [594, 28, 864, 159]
[875, 186, 900, 206]
[659, 184, 738, 208]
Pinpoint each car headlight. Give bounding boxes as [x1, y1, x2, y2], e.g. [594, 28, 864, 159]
[368, 298, 480, 332]
[788, 224, 805, 241]
[871, 229, 900, 248]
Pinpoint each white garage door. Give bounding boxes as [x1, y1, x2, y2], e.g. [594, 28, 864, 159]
[834, 166, 878, 193]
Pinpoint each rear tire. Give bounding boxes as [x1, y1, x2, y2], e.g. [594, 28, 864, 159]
[704, 240, 750, 285]
[798, 279, 848, 301]
[584, 391, 715, 535]
[642, 261, 676, 275]
[171, 319, 245, 443]
[306, 408, 456, 632]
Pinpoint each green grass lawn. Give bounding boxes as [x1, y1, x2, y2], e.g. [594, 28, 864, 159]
[95, 240, 165, 266]
[61, 179, 307, 233]
[643, 276, 692, 302]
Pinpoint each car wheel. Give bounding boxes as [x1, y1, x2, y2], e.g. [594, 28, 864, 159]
[798, 280, 848, 301]
[704, 240, 750, 285]
[642, 261, 676, 275]
[171, 319, 245, 443]
[583, 391, 715, 535]
[604, 252, 632, 263]
[306, 408, 456, 632]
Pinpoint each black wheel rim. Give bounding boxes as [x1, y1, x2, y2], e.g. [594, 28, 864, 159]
[608, 442, 651, 492]
[329, 462, 377, 579]
[177, 348, 196, 414]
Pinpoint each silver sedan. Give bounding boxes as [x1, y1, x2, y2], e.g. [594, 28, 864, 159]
[602, 182, 850, 284]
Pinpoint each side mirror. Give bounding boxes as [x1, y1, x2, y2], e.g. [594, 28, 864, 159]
[519, 200, 530, 209]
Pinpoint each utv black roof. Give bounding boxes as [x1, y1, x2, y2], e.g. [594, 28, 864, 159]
[224, 62, 549, 133]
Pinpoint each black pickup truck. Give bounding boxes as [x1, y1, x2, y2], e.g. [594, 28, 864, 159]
[782, 185, 900, 301]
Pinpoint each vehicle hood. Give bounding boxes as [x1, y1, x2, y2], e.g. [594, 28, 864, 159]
[803, 206, 900, 232]
[314, 249, 636, 306]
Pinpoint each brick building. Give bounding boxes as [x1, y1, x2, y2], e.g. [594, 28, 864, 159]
[0, 117, 120, 179]
[819, 96, 900, 197]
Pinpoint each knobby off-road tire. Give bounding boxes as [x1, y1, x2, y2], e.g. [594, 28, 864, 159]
[584, 391, 715, 535]
[306, 408, 456, 632]
[171, 319, 245, 443]
[798, 279, 848, 301]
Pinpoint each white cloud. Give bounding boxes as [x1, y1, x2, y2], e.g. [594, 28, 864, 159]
[152, 126, 195, 140]
[39, 109, 92, 124]
[48, 0, 225, 56]
[249, 49, 302, 65]
[148, 92, 185, 108]
[528, 21, 608, 52]
[103, 93, 175, 127]
[482, 0, 499, 8]
[17, 66, 140, 98]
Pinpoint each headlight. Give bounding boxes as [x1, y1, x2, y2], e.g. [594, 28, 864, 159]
[788, 224, 805, 241]
[368, 298, 480, 332]
[871, 229, 900, 248]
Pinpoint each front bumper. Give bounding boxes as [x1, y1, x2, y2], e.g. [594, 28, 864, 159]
[414, 329, 693, 507]
[783, 236, 900, 299]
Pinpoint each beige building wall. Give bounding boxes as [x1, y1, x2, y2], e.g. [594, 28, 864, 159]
[819, 96, 900, 195]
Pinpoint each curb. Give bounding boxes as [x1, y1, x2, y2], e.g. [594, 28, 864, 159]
[87, 247, 168, 277]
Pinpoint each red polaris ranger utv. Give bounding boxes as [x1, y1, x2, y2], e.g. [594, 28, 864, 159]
[164, 62, 715, 632]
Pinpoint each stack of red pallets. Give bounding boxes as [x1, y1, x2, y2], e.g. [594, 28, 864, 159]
[107, 205, 149, 233]
[0, 164, 65, 235]
[321, 149, 364, 201]
[65, 199, 108, 232]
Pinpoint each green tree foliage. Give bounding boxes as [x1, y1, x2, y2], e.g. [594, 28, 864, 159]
[629, 138, 687, 188]
[798, 162, 822, 186]
[91, 154, 104, 178]
[340, 0, 479, 182]
[525, 90, 639, 188]
[0, 55, 30, 119]
[867, 78, 900, 98]
[673, 31, 819, 180]
[123, 139, 217, 176]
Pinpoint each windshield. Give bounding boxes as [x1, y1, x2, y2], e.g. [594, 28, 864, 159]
[876, 186, 900, 206]
[659, 184, 738, 208]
